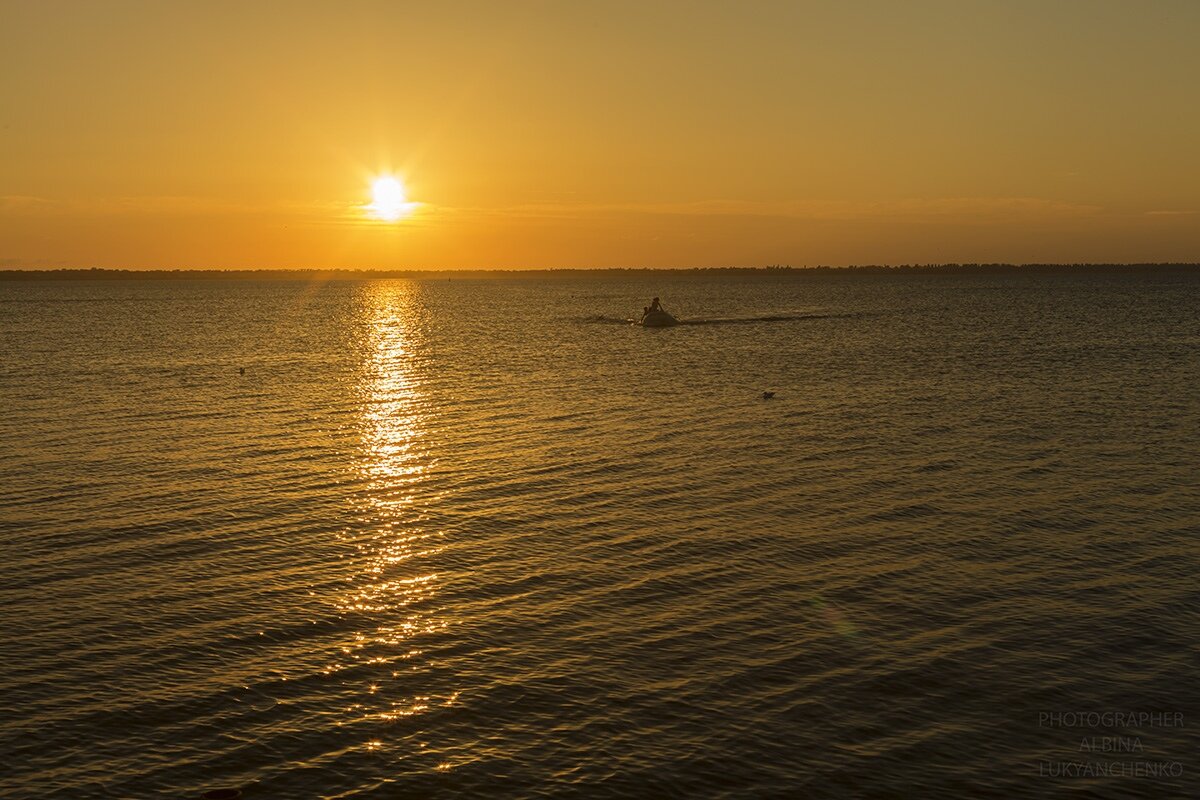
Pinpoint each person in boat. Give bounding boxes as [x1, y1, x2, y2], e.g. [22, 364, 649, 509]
[640, 297, 664, 322]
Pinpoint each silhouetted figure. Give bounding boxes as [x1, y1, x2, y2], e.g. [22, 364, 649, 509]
[762, 391, 775, 400]
[239, 367, 245, 375]
[640, 297, 664, 322]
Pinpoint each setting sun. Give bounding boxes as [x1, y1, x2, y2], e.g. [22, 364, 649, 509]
[367, 176, 412, 222]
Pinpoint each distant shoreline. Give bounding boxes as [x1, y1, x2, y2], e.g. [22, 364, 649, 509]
[2, 264, 1198, 281]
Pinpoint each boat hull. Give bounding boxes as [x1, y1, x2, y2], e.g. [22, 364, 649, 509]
[640, 310, 678, 327]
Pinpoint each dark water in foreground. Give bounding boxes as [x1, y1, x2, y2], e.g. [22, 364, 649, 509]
[1, 271, 1198, 798]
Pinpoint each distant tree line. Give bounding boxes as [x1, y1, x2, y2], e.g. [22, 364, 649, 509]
[1, 264, 1198, 280]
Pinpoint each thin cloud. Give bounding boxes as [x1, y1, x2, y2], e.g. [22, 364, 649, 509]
[437, 196, 1105, 224]
[0, 195, 261, 216]
[0, 195, 54, 213]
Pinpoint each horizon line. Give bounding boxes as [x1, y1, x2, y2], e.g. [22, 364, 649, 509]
[3, 262, 1200, 280]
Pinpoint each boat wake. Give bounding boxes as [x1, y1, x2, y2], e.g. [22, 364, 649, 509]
[579, 312, 861, 326]
[677, 312, 858, 325]
[580, 315, 641, 325]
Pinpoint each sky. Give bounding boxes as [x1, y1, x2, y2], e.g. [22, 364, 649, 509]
[2, 0, 1199, 269]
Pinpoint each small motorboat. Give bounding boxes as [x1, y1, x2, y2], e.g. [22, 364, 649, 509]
[639, 309, 678, 327]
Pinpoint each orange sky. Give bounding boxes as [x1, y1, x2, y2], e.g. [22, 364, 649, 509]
[2, 0, 1198, 268]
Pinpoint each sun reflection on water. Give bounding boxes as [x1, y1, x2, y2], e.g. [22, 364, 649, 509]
[333, 282, 458, 758]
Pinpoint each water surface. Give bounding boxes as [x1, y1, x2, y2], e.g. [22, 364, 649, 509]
[1, 271, 1197, 798]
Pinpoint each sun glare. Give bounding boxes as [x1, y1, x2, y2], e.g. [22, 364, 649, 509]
[367, 176, 413, 222]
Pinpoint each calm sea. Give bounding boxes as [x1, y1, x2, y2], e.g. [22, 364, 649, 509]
[1, 271, 1197, 798]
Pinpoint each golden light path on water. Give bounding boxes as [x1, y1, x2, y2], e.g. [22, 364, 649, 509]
[335, 282, 459, 764]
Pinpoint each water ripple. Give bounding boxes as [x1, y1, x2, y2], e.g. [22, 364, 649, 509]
[1, 273, 1197, 798]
